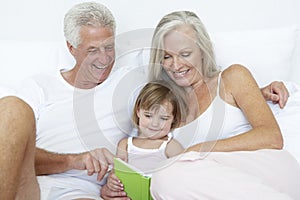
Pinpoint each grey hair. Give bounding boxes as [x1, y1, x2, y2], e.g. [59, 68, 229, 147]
[64, 2, 116, 48]
[148, 11, 219, 82]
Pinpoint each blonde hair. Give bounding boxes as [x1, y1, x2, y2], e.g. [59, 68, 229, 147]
[64, 2, 116, 48]
[132, 81, 188, 130]
[148, 11, 219, 82]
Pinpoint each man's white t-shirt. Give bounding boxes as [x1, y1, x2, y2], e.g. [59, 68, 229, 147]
[17, 65, 146, 199]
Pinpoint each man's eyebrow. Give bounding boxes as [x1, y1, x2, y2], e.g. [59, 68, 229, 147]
[87, 46, 97, 50]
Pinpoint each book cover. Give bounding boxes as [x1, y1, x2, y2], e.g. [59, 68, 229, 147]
[114, 158, 153, 200]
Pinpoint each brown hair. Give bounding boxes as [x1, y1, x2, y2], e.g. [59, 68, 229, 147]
[132, 80, 188, 130]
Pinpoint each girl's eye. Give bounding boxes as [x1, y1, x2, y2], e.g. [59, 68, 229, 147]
[161, 117, 170, 121]
[144, 113, 152, 118]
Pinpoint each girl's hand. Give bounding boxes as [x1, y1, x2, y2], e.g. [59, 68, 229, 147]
[106, 171, 124, 192]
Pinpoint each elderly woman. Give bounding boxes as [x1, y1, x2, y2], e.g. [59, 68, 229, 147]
[147, 11, 300, 199]
[148, 11, 283, 152]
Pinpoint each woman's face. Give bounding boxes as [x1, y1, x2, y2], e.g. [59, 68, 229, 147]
[161, 25, 203, 88]
[137, 101, 174, 139]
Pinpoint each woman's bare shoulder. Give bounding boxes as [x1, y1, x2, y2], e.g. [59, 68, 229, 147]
[222, 64, 251, 79]
[221, 64, 255, 87]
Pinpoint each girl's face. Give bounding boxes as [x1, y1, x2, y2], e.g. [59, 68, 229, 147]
[161, 25, 203, 88]
[137, 101, 174, 139]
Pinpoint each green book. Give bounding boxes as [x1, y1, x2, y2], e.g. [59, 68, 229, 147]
[114, 158, 153, 200]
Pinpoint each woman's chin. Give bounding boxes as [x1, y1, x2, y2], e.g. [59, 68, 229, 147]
[172, 79, 191, 88]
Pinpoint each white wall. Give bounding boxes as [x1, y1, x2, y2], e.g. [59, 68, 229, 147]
[0, 0, 299, 85]
[0, 0, 299, 41]
[291, 0, 300, 83]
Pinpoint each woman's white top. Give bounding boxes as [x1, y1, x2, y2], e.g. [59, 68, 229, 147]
[173, 72, 252, 149]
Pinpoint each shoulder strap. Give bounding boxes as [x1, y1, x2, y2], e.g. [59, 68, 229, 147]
[159, 132, 173, 150]
[127, 137, 133, 146]
[216, 72, 222, 97]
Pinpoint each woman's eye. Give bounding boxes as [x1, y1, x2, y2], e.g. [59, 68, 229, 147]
[181, 52, 191, 57]
[163, 54, 171, 59]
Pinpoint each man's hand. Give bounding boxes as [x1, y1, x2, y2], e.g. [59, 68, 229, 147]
[70, 148, 114, 181]
[261, 81, 289, 108]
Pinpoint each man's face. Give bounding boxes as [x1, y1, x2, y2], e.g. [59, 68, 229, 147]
[71, 25, 115, 85]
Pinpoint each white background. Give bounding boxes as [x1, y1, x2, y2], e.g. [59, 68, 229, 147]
[1, 0, 299, 41]
[0, 0, 299, 84]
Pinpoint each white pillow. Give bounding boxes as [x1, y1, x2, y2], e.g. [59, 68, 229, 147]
[0, 85, 16, 99]
[0, 40, 59, 90]
[211, 26, 297, 86]
[268, 82, 300, 163]
[113, 28, 153, 72]
[57, 42, 75, 70]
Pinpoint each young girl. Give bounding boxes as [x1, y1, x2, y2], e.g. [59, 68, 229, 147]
[106, 81, 188, 192]
[116, 80, 188, 174]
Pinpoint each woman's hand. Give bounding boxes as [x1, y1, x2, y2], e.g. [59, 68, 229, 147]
[261, 81, 289, 108]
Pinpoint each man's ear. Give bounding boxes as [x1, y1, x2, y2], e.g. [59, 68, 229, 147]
[66, 41, 76, 56]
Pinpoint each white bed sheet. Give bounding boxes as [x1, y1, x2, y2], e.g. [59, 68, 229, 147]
[270, 81, 300, 163]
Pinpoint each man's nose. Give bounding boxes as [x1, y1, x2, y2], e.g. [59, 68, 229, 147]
[96, 51, 112, 65]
